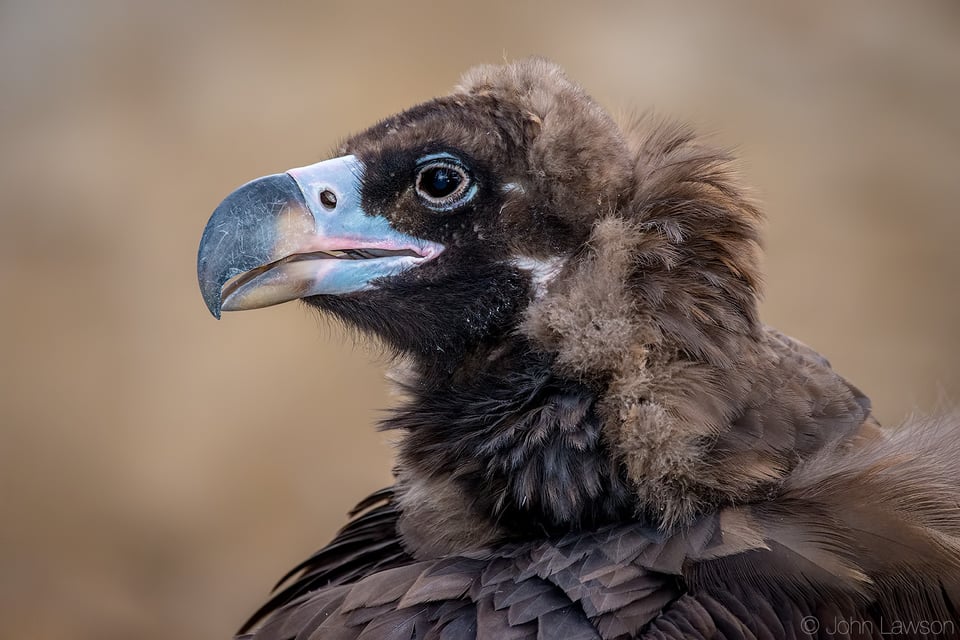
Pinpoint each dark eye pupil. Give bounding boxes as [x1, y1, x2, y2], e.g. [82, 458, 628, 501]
[423, 167, 461, 198]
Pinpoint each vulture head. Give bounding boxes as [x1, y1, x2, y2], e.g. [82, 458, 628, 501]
[199, 61, 642, 365]
[199, 61, 960, 640]
[198, 60, 796, 537]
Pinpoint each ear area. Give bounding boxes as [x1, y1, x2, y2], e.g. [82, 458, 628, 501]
[456, 58, 634, 219]
[522, 110, 543, 140]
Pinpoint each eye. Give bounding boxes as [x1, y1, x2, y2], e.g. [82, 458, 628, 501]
[414, 156, 476, 211]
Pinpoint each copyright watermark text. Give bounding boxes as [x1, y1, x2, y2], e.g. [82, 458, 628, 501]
[800, 615, 955, 637]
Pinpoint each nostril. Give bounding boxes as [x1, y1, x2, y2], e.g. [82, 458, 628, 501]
[319, 189, 338, 210]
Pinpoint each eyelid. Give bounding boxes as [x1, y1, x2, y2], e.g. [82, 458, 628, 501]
[416, 152, 464, 167]
[419, 159, 464, 173]
[414, 153, 477, 211]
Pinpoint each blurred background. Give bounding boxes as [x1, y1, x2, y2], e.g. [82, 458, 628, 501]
[1, 1, 958, 638]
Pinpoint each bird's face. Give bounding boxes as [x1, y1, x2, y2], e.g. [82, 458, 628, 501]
[198, 76, 631, 368]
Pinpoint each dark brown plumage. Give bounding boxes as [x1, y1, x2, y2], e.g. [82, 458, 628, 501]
[197, 59, 960, 639]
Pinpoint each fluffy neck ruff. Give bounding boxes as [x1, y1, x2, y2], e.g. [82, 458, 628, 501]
[522, 120, 876, 528]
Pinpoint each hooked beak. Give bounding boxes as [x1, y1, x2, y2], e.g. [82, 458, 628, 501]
[197, 155, 444, 318]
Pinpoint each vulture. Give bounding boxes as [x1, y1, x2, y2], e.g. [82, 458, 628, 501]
[197, 59, 960, 639]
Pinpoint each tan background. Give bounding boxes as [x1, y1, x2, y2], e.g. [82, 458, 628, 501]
[2, 1, 958, 638]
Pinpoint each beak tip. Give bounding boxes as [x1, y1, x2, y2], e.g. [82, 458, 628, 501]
[197, 173, 305, 321]
[200, 283, 223, 319]
[205, 297, 223, 319]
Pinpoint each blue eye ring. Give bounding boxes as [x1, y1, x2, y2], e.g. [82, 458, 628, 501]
[414, 153, 477, 212]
